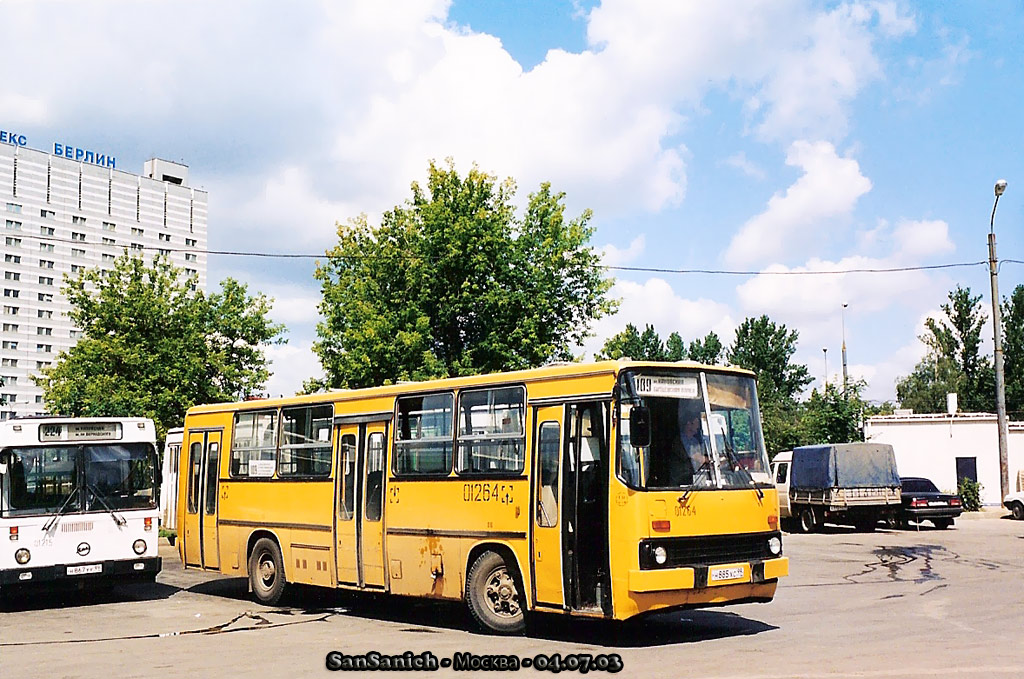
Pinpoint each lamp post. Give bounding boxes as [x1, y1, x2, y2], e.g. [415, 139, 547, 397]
[841, 303, 849, 397]
[823, 347, 828, 390]
[989, 179, 1009, 503]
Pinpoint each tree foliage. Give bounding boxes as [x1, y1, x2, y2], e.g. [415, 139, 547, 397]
[595, 325, 722, 364]
[896, 286, 994, 413]
[799, 380, 870, 445]
[35, 254, 284, 439]
[1002, 284, 1024, 419]
[727, 315, 812, 456]
[313, 161, 616, 388]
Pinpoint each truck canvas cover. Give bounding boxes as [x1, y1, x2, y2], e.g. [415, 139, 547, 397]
[790, 443, 900, 490]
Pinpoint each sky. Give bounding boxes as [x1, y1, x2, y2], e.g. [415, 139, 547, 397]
[2, 0, 1023, 404]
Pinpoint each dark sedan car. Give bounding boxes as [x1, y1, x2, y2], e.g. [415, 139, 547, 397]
[892, 477, 962, 529]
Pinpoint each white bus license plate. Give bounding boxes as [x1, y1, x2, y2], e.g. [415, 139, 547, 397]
[710, 566, 745, 582]
[67, 564, 102, 576]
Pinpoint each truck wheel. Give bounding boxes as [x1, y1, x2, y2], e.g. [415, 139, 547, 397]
[798, 507, 817, 533]
[465, 551, 525, 635]
[249, 538, 287, 606]
[1012, 503, 1024, 521]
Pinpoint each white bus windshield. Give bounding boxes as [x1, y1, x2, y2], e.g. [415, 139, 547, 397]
[4, 443, 157, 516]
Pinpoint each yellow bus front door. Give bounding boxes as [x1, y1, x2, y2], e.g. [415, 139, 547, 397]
[532, 406, 564, 608]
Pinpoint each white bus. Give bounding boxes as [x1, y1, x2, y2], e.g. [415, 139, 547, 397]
[0, 417, 162, 592]
[159, 427, 183, 535]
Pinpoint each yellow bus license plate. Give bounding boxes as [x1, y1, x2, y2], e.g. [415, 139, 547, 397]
[710, 566, 744, 582]
[67, 564, 102, 576]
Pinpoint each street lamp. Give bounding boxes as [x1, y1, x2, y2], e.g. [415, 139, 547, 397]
[989, 179, 1009, 503]
[823, 347, 828, 390]
[841, 303, 849, 397]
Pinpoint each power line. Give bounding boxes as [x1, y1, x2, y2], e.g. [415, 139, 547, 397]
[22, 231, 1021, 277]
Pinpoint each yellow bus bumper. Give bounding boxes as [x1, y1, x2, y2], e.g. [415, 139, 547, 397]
[628, 556, 789, 593]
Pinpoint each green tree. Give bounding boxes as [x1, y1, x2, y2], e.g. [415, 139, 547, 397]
[727, 315, 812, 456]
[688, 331, 724, 365]
[1002, 284, 1024, 419]
[596, 323, 643, 360]
[313, 160, 616, 388]
[665, 332, 686, 361]
[799, 380, 870, 444]
[35, 254, 285, 439]
[896, 286, 994, 413]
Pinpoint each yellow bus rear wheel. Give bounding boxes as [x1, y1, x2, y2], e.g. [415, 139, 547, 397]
[465, 551, 525, 635]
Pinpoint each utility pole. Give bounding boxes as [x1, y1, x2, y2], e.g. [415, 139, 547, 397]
[989, 179, 1009, 503]
[841, 303, 849, 397]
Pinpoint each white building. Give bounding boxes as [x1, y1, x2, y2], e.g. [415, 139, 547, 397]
[0, 138, 208, 419]
[864, 412, 1024, 505]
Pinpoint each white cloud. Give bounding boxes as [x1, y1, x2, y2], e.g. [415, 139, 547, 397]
[725, 141, 872, 266]
[892, 219, 954, 259]
[585, 278, 735, 357]
[601, 235, 646, 268]
[0, 93, 50, 124]
[264, 341, 325, 398]
[721, 152, 766, 180]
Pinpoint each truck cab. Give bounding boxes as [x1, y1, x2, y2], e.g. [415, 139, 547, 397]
[771, 451, 792, 519]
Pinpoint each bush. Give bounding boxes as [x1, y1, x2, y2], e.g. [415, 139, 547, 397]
[958, 477, 983, 512]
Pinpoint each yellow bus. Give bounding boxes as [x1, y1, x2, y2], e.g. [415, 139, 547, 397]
[177, 361, 787, 633]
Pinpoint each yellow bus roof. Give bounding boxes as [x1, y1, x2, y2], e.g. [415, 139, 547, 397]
[186, 359, 756, 415]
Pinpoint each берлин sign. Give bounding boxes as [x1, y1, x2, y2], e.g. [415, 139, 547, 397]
[1, 128, 116, 169]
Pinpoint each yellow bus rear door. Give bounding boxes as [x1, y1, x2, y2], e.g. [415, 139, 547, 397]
[182, 429, 222, 570]
[335, 424, 360, 585]
[532, 405, 565, 608]
[359, 422, 387, 588]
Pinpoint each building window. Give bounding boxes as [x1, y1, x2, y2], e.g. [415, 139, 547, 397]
[39, 259, 54, 269]
[2, 323, 19, 332]
[71, 248, 86, 258]
[3, 376, 16, 384]
[159, 233, 171, 242]
[2, 394, 17, 403]
[1, 357, 17, 366]
[3, 306, 18, 315]
[185, 253, 197, 262]
[132, 227, 144, 236]
[185, 268, 197, 276]
[4, 272, 20, 281]
[37, 310, 52, 319]
[130, 243, 144, 251]
[37, 327, 52, 336]
[35, 361, 50, 369]
[71, 232, 86, 242]
[4, 255, 20, 264]
[5, 220, 21, 231]
[102, 237, 115, 245]
[38, 293, 52, 302]
[36, 344, 52, 353]
[69, 329, 83, 339]
[157, 248, 171, 256]
[2, 342, 17, 350]
[72, 215, 86, 224]
[185, 237, 197, 247]
[101, 254, 115, 263]
[102, 221, 116, 231]
[5, 203, 22, 214]
[5, 237, 21, 247]
[39, 243, 54, 253]
[70, 265, 83, 274]
[39, 226, 55, 236]
[38, 276, 53, 286]
[40, 209, 55, 219]
[4, 289, 19, 298]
